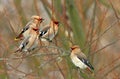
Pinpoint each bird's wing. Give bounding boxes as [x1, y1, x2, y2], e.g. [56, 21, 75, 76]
[15, 21, 32, 39]
[19, 36, 30, 50]
[20, 21, 32, 34]
[76, 53, 94, 70]
[20, 25, 30, 34]
[39, 25, 50, 37]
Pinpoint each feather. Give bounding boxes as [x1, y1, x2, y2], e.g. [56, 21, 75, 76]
[77, 56, 94, 70]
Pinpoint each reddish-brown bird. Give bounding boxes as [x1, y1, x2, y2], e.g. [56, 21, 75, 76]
[39, 20, 59, 42]
[15, 15, 44, 40]
[15, 29, 39, 52]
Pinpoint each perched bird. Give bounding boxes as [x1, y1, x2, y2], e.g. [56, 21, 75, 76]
[70, 45, 94, 72]
[15, 15, 44, 40]
[15, 29, 39, 52]
[39, 20, 59, 42]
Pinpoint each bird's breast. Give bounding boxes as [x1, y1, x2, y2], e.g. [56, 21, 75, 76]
[23, 29, 31, 38]
[71, 55, 87, 69]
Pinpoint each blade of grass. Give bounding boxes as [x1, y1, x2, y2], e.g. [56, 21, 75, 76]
[13, 0, 27, 25]
[65, 0, 85, 48]
[88, 0, 97, 57]
[92, 38, 120, 55]
[34, 0, 40, 15]
[82, 19, 119, 52]
[54, 0, 62, 14]
[41, 0, 52, 18]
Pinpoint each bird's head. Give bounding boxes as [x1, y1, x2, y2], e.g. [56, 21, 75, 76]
[53, 21, 59, 26]
[31, 15, 44, 22]
[71, 45, 79, 50]
[70, 45, 81, 53]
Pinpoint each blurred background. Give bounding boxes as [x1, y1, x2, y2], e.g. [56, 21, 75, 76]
[0, 0, 120, 79]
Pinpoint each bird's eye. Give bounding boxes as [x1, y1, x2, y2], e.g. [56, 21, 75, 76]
[71, 47, 75, 50]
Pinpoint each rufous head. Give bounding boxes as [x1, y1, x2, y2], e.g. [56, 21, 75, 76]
[70, 45, 81, 53]
[50, 20, 59, 26]
[71, 45, 79, 50]
[31, 15, 44, 22]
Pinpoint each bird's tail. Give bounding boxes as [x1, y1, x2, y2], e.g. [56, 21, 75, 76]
[14, 48, 21, 53]
[14, 34, 23, 41]
[86, 67, 94, 74]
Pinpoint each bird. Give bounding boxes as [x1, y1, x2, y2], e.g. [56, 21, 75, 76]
[15, 29, 39, 53]
[39, 20, 59, 42]
[15, 15, 44, 40]
[70, 45, 94, 72]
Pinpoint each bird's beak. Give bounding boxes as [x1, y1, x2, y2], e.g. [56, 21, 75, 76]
[41, 18, 44, 21]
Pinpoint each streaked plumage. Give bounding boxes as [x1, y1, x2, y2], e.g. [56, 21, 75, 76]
[70, 45, 94, 71]
[39, 20, 59, 41]
[15, 15, 44, 40]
